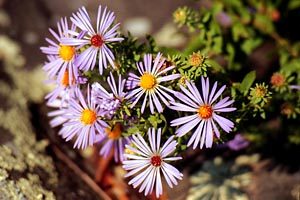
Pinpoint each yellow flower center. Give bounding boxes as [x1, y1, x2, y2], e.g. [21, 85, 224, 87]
[80, 109, 97, 125]
[59, 45, 75, 61]
[174, 9, 186, 23]
[90, 34, 104, 48]
[255, 87, 266, 97]
[106, 123, 123, 139]
[198, 105, 213, 119]
[139, 73, 156, 90]
[190, 53, 203, 67]
[150, 155, 162, 167]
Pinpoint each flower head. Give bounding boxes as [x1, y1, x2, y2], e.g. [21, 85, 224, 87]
[123, 128, 183, 198]
[92, 72, 126, 118]
[62, 6, 123, 74]
[95, 123, 131, 162]
[189, 52, 203, 67]
[226, 134, 250, 151]
[126, 52, 180, 114]
[170, 77, 236, 149]
[249, 83, 271, 106]
[44, 68, 79, 104]
[61, 86, 107, 149]
[270, 72, 286, 87]
[173, 7, 188, 26]
[281, 102, 295, 118]
[40, 17, 79, 83]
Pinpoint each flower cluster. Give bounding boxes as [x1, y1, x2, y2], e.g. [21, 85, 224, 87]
[41, 5, 236, 198]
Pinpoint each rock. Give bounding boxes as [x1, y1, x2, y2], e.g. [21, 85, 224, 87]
[0, 33, 104, 200]
[0, 35, 57, 199]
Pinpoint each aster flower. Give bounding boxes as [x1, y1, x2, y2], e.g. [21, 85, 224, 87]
[123, 128, 183, 198]
[44, 69, 79, 104]
[270, 72, 286, 88]
[46, 97, 70, 128]
[95, 123, 131, 162]
[126, 52, 180, 114]
[44, 55, 87, 105]
[40, 17, 79, 83]
[61, 86, 107, 149]
[62, 6, 123, 74]
[226, 134, 250, 151]
[91, 72, 126, 118]
[170, 77, 236, 149]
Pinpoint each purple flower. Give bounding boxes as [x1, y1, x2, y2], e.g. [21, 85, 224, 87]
[126, 52, 180, 114]
[170, 77, 236, 149]
[60, 86, 107, 149]
[62, 6, 123, 74]
[40, 17, 79, 83]
[95, 123, 131, 162]
[44, 69, 80, 104]
[91, 72, 126, 118]
[46, 98, 70, 128]
[226, 134, 250, 151]
[122, 128, 183, 198]
[290, 85, 300, 90]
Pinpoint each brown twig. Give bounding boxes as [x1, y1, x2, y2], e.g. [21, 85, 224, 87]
[95, 147, 114, 183]
[51, 144, 112, 200]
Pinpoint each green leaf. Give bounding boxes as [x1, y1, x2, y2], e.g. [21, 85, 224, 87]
[254, 14, 274, 34]
[148, 115, 162, 128]
[123, 105, 131, 117]
[126, 126, 139, 136]
[202, 12, 211, 23]
[232, 23, 248, 42]
[226, 43, 235, 69]
[241, 38, 263, 54]
[239, 71, 256, 95]
[212, 36, 223, 54]
[288, 0, 300, 10]
[260, 111, 266, 119]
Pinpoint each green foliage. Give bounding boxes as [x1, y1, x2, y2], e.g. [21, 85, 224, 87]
[238, 71, 256, 96]
[172, 0, 300, 151]
[179, 51, 211, 79]
[100, 0, 300, 152]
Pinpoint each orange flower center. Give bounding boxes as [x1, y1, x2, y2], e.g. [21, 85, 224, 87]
[80, 109, 97, 124]
[270, 73, 285, 87]
[61, 70, 75, 86]
[59, 45, 75, 61]
[139, 73, 156, 90]
[190, 53, 203, 67]
[90, 34, 104, 48]
[255, 87, 266, 97]
[198, 105, 213, 119]
[150, 155, 162, 167]
[281, 103, 293, 116]
[106, 123, 123, 139]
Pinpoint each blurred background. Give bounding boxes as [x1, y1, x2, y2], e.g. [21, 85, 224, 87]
[1, 0, 201, 70]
